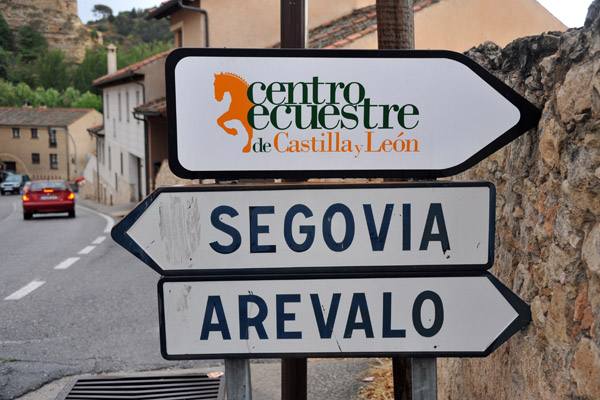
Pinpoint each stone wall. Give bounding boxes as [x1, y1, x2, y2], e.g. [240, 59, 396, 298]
[0, 0, 100, 63]
[438, 2, 600, 399]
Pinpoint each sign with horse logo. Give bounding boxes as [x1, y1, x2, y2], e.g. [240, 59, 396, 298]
[165, 48, 540, 180]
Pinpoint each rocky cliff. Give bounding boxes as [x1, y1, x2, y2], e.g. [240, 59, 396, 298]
[439, 1, 600, 398]
[0, 0, 100, 62]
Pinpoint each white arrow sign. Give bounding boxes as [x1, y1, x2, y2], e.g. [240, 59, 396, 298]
[158, 274, 531, 359]
[111, 182, 495, 275]
[165, 48, 540, 180]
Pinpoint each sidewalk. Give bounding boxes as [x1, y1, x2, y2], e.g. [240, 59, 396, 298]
[76, 195, 137, 219]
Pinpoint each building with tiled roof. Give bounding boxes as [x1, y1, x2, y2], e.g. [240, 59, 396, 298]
[0, 107, 102, 182]
[138, 0, 566, 187]
[89, 45, 172, 205]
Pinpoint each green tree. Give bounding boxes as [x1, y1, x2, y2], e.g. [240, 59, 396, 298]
[35, 87, 61, 108]
[61, 87, 82, 107]
[117, 41, 171, 69]
[36, 49, 70, 91]
[70, 47, 107, 94]
[0, 12, 14, 51]
[0, 47, 10, 79]
[13, 81, 34, 106]
[92, 4, 113, 20]
[72, 91, 102, 112]
[0, 79, 17, 106]
[17, 25, 48, 62]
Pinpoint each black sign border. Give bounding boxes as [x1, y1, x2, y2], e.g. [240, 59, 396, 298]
[157, 272, 531, 360]
[165, 48, 541, 180]
[111, 181, 496, 276]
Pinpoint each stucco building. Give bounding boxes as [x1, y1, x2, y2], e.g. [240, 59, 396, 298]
[135, 0, 566, 187]
[0, 107, 102, 181]
[87, 0, 567, 201]
[147, 0, 566, 51]
[90, 47, 170, 205]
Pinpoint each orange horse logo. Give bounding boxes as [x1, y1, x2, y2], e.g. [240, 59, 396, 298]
[214, 72, 254, 153]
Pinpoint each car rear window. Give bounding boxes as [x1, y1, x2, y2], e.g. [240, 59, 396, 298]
[30, 181, 68, 191]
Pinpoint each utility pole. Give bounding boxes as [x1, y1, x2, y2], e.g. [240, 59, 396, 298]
[376, 1, 416, 399]
[280, 1, 308, 399]
[376, 0, 415, 49]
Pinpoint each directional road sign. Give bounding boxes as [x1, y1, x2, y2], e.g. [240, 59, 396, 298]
[166, 48, 541, 180]
[111, 182, 495, 275]
[158, 273, 531, 359]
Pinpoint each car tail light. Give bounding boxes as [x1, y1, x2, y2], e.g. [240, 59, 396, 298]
[22, 194, 30, 201]
[43, 189, 54, 193]
[67, 192, 75, 200]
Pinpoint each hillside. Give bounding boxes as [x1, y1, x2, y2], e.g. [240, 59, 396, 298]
[0, 0, 100, 63]
[85, 7, 172, 52]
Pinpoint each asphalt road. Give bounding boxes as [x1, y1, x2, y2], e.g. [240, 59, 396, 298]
[0, 194, 375, 400]
[0, 194, 214, 399]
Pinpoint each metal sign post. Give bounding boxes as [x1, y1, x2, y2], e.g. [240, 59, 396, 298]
[412, 358, 437, 400]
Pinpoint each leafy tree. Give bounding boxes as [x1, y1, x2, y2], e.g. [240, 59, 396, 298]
[35, 87, 61, 108]
[117, 41, 171, 69]
[72, 91, 102, 112]
[71, 47, 107, 94]
[0, 79, 17, 106]
[13, 82, 34, 106]
[17, 25, 47, 62]
[0, 47, 10, 79]
[36, 49, 70, 91]
[0, 12, 14, 51]
[92, 4, 113, 20]
[61, 87, 82, 107]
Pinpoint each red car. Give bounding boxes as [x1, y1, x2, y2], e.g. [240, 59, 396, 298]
[22, 180, 75, 219]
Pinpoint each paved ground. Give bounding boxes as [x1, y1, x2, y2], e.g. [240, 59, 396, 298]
[12, 196, 377, 400]
[17, 359, 375, 399]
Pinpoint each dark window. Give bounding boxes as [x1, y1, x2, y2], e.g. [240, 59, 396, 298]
[118, 92, 122, 121]
[12, 128, 20, 138]
[108, 146, 111, 170]
[126, 92, 130, 122]
[49, 129, 57, 147]
[50, 154, 58, 169]
[105, 93, 109, 119]
[31, 128, 38, 138]
[120, 152, 123, 175]
[32, 153, 40, 164]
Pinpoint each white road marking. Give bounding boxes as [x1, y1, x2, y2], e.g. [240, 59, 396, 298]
[78, 246, 95, 255]
[4, 280, 45, 300]
[54, 257, 80, 270]
[77, 204, 115, 233]
[0, 200, 18, 225]
[92, 236, 106, 245]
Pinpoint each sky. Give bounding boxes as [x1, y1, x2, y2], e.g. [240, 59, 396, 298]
[77, 0, 593, 28]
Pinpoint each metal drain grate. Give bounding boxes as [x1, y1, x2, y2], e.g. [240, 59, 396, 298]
[55, 373, 225, 400]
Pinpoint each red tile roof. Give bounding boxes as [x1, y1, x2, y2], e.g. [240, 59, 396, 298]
[93, 49, 172, 88]
[0, 107, 95, 127]
[134, 96, 167, 116]
[273, 0, 439, 49]
[87, 123, 105, 136]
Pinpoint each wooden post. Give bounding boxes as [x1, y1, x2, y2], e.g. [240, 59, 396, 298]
[280, 2, 308, 399]
[393, 358, 412, 400]
[281, 0, 307, 48]
[376, 2, 416, 399]
[281, 357, 308, 400]
[412, 358, 437, 400]
[375, 0, 415, 49]
[224, 359, 252, 400]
